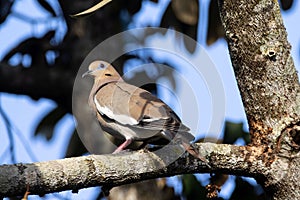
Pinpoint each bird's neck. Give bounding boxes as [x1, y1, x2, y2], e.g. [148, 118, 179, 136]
[88, 78, 123, 109]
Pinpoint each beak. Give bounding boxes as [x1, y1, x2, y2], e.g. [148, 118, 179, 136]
[82, 70, 92, 78]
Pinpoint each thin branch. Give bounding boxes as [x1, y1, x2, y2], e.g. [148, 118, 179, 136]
[11, 120, 39, 162]
[0, 95, 39, 162]
[0, 95, 16, 163]
[0, 143, 268, 197]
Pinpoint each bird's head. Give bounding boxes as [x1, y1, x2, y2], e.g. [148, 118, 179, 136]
[82, 60, 122, 80]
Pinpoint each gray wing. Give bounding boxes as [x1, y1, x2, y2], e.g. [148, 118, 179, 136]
[94, 82, 190, 133]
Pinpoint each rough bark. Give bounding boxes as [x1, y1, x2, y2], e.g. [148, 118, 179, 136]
[218, 0, 300, 199]
[0, 143, 266, 197]
[108, 179, 180, 200]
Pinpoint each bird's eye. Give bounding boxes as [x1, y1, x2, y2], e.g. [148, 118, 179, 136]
[105, 73, 112, 76]
[98, 63, 105, 69]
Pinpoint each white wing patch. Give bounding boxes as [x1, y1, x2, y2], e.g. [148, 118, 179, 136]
[94, 96, 138, 125]
[142, 118, 164, 122]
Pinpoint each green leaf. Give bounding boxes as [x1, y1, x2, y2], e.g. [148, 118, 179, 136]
[36, 0, 56, 17]
[223, 121, 246, 144]
[172, 0, 198, 26]
[206, 0, 225, 45]
[280, 0, 293, 10]
[0, 0, 14, 24]
[34, 106, 66, 140]
[159, 1, 198, 53]
[125, 0, 142, 16]
[182, 174, 206, 200]
[230, 177, 264, 200]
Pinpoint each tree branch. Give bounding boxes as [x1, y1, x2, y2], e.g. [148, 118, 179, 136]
[218, 1, 300, 199]
[0, 62, 74, 111]
[218, 0, 300, 145]
[0, 143, 267, 197]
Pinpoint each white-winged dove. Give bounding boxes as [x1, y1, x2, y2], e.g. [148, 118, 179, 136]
[83, 60, 207, 163]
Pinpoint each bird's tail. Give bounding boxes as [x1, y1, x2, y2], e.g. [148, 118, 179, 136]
[181, 141, 209, 163]
[175, 132, 210, 167]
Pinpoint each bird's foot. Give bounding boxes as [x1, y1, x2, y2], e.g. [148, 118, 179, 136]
[112, 139, 133, 154]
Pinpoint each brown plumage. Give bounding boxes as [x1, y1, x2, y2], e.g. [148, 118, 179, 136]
[83, 60, 208, 163]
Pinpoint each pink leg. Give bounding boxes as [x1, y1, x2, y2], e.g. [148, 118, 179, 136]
[113, 139, 133, 154]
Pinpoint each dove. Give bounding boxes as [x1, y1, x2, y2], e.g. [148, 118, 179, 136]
[83, 60, 208, 163]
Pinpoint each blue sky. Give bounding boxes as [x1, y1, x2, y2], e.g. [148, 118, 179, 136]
[0, 0, 299, 199]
